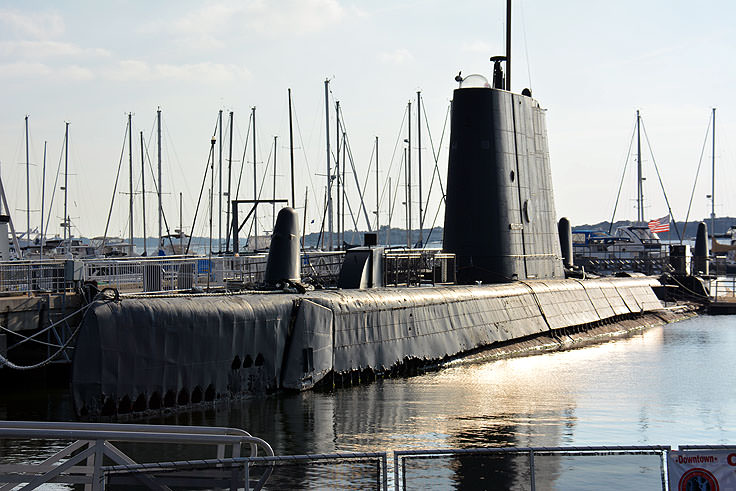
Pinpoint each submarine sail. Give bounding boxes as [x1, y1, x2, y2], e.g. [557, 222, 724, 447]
[443, 72, 563, 283]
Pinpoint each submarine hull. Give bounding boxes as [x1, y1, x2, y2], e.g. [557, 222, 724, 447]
[72, 276, 664, 418]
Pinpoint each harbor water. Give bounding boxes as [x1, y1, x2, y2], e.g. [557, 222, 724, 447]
[1, 313, 734, 487]
[151, 313, 734, 454]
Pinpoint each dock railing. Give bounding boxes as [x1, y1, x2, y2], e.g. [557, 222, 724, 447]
[394, 445, 671, 491]
[2, 424, 734, 491]
[0, 249, 457, 295]
[0, 421, 274, 490]
[711, 275, 736, 302]
[0, 260, 69, 293]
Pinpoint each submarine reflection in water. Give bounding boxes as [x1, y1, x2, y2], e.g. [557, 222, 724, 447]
[140, 325, 717, 488]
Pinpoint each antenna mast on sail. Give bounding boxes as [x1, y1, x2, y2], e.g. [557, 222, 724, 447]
[506, 0, 511, 91]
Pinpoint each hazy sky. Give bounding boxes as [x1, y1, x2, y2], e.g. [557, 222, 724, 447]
[1, 0, 735, 242]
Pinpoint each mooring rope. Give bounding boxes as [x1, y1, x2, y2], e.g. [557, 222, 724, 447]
[0, 288, 119, 371]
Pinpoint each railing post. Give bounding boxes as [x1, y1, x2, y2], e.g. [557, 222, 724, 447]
[91, 439, 104, 491]
[529, 449, 536, 491]
[84, 441, 94, 491]
[382, 453, 388, 491]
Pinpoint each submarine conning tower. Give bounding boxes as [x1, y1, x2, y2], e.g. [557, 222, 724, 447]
[443, 66, 564, 284]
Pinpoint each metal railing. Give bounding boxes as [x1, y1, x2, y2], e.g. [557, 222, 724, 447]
[384, 249, 456, 286]
[106, 452, 389, 491]
[711, 276, 736, 302]
[575, 255, 669, 276]
[0, 249, 457, 295]
[3, 425, 734, 491]
[0, 421, 274, 490]
[394, 446, 670, 491]
[0, 260, 69, 293]
[301, 251, 345, 286]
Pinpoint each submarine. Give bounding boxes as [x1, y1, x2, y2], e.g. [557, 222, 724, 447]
[71, 60, 683, 418]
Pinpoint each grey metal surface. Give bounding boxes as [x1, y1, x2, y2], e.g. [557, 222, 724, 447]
[265, 207, 301, 284]
[72, 276, 663, 417]
[558, 217, 573, 268]
[443, 87, 563, 284]
[72, 292, 298, 417]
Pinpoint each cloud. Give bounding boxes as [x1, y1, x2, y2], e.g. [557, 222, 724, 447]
[0, 61, 51, 79]
[58, 64, 95, 81]
[0, 61, 94, 81]
[378, 48, 413, 65]
[0, 10, 64, 40]
[0, 40, 110, 59]
[245, 0, 344, 36]
[145, 0, 346, 49]
[105, 60, 252, 83]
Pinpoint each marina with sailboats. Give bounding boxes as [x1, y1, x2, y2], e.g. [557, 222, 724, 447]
[1, 0, 736, 489]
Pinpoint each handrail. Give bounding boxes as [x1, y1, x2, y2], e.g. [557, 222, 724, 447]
[0, 421, 274, 490]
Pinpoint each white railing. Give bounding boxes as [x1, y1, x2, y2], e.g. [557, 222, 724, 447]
[4, 429, 731, 491]
[0, 421, 274, 490]
[0, 260, 69, 292]
[711, 276, 736, 301]
[0, 249, 456, 295]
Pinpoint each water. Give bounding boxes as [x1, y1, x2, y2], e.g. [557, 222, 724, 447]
[5, 314, 735, 450]
[1, 314, 734, 487]
[159, 314, 731, 454]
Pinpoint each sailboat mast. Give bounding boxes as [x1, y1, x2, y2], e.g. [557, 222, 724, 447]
[336, 101, 341, 249]
[63, 122, 69, 252]
[128, 113, 134, 256]
[40, 141, 46, 259]
[273, 136, 277, 230]
[324, 79, 333, 250]
[157, 108, 162, 253]
[636, 110, 643, 223]
[407, 101, 412, 246]
[417, 91, 423, 247]
[302, 187, 308, 251]
[25, 115, 29, 250]
[711, 107, 716, 238]
[288, 89, 295, 208]
[375, 136, 379, 240]
[341, 131, 346, 246]
[140, 131, 147, 256]
[226, 110, 234, 253]
[388, 176, 392, 247]
[252, 106, 258, 250]
[210, 135, 215, 255]
[218, 109, 223, 253]
[179, 192, 183, 254]
[405, 146, 410, 247]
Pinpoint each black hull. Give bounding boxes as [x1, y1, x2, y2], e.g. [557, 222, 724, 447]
[72, 277, 664, 418]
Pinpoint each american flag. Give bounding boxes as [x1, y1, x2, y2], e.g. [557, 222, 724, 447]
[647, 214, 670, 233]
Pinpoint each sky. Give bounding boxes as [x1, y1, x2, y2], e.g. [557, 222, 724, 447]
[1, 0, 735, 244]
